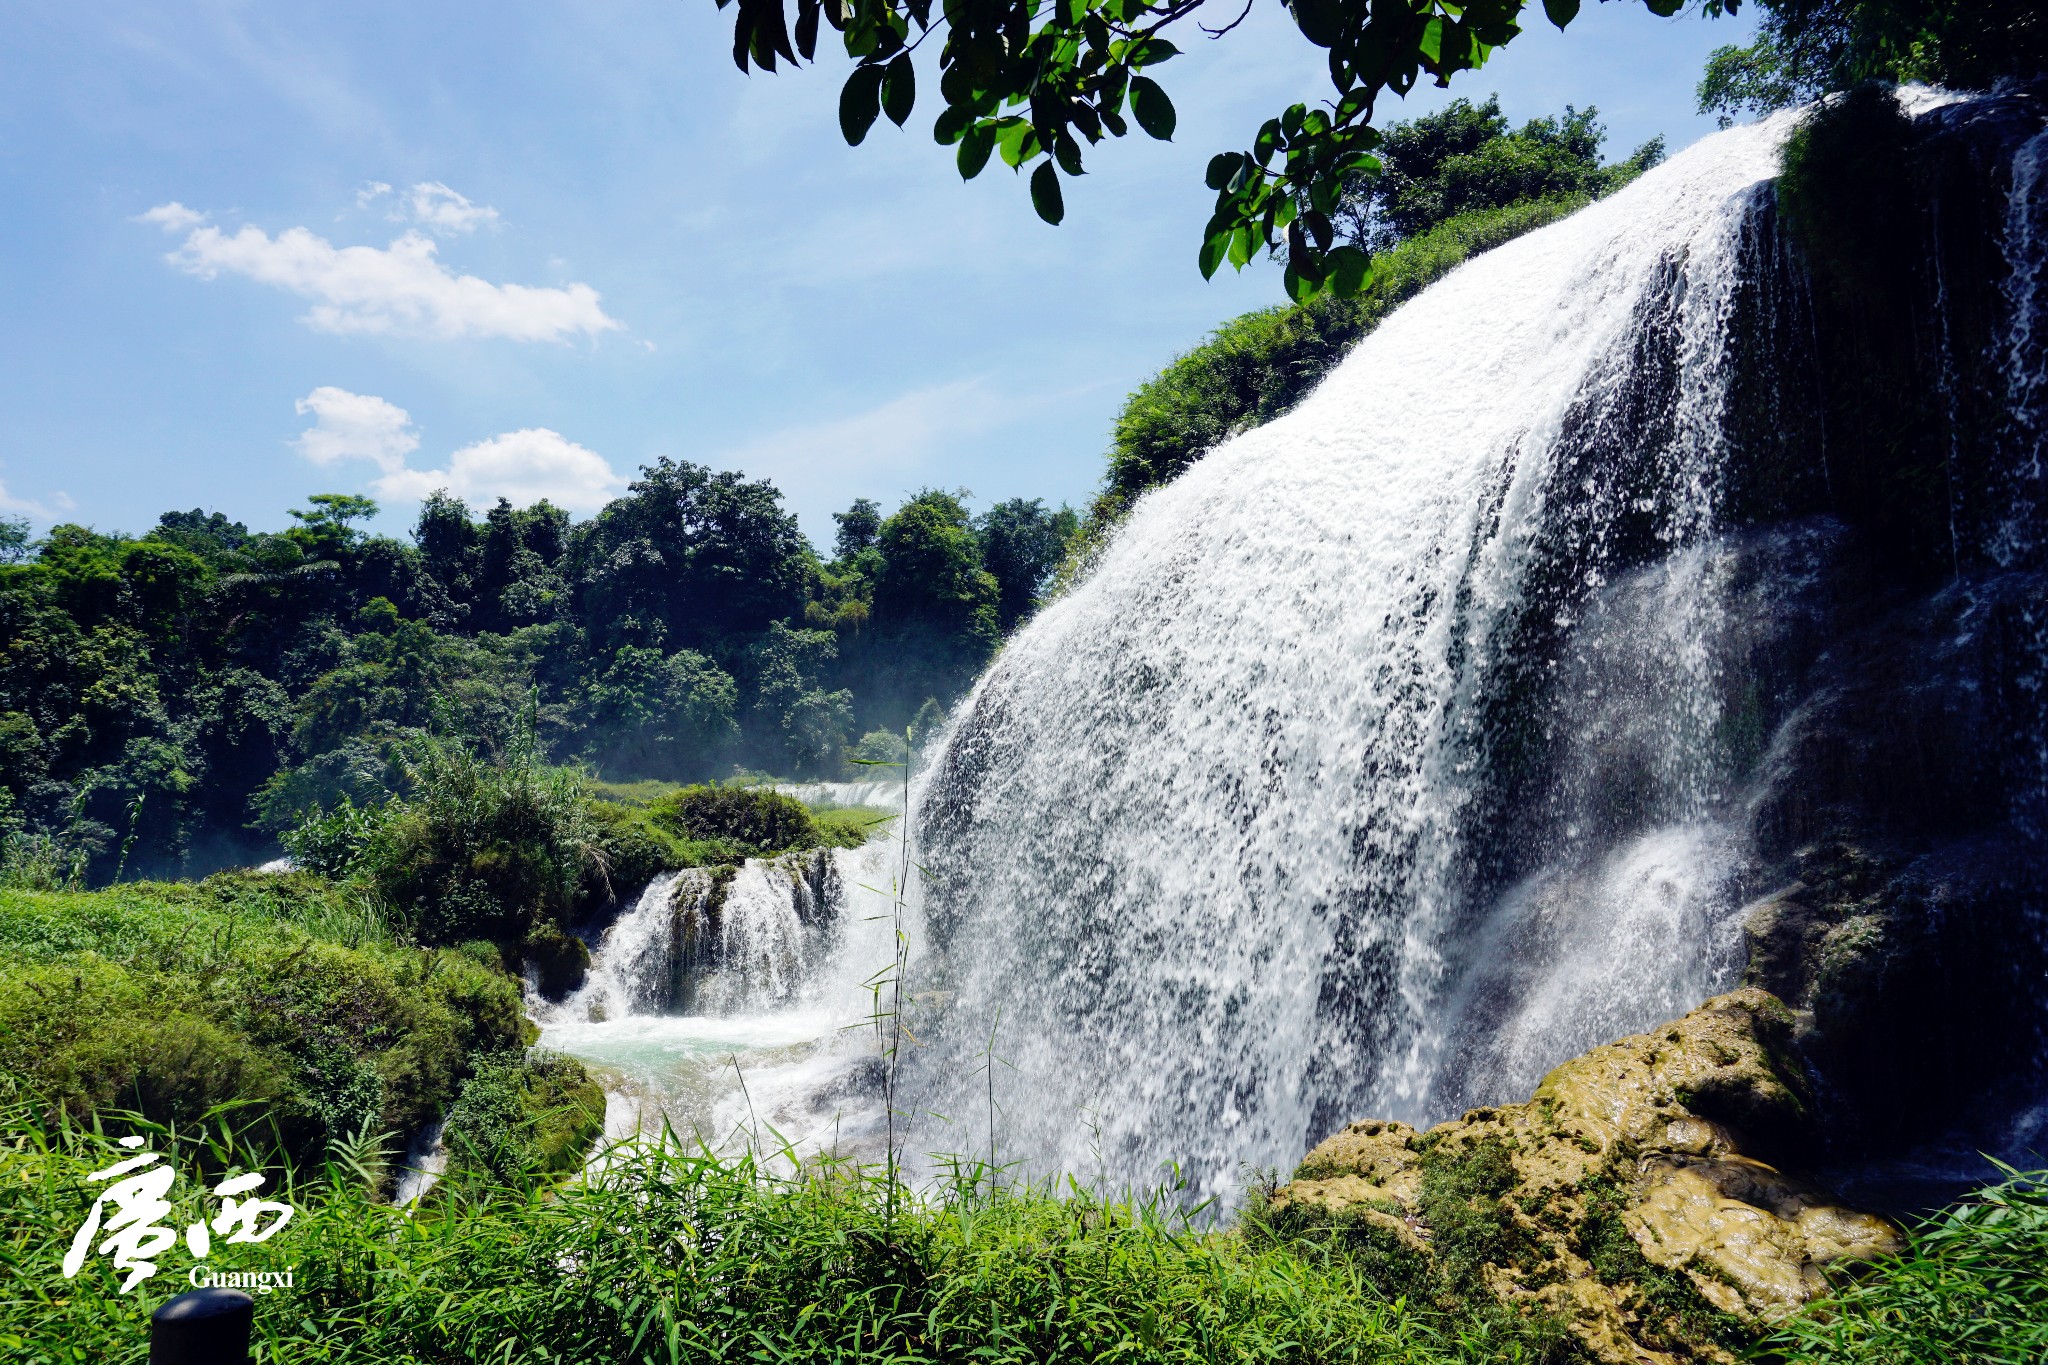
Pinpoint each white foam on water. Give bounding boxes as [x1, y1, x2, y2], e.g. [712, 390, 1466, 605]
[537, 840, 915, 1157]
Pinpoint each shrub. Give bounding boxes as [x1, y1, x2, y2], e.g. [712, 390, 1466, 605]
[588, 799, 693, 890]
[644, 784, 820, 859]
[441, 1050, 606, 1184]
[308, 724, 611, 947]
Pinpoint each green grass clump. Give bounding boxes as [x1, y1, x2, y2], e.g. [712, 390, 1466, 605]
[7, 1095, 2042, 1365]
[583, 776, 687, 808]
[0, 872, 527, 1169]
[644, 784, 822, 860]
[1767, 1165, 2048, 1365]
[2, 1106, 1477, 1365]
[815, 805, 895, 848]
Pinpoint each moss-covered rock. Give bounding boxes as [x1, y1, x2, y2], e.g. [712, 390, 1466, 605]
[441, 1049, 606, 1184]
[1263, 990, 1898, 1364]
[522, 917, 591, 1000]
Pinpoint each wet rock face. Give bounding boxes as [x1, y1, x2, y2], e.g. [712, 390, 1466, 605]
[1739, 841, 2048, 1159]
[1264, 990, 1899, 1365]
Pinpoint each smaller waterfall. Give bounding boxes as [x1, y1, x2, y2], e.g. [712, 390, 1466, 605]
[557, 871, 690, 1022]
[550, 854, 844, 1023]
[535, 841, 915, 1156]
[1426, 823, 1744, 1116]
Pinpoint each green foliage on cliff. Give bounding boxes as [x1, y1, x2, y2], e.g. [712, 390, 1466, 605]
[290, 723, 611, 946]
[1086, 99, 1663, 533]
[1094, 193, 1594, 519]
[1327, 97, 1664, 255]
[645, 784, 823, 860]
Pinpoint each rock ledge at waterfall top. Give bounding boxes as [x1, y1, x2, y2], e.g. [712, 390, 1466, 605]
[1262, 990, 1899, 1364]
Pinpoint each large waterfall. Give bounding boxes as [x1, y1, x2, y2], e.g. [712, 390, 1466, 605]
[908, 91, 2048, 1201]
[532, 91, 2047, 1202]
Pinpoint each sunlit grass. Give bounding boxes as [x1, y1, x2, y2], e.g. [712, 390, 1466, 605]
[10, 1093, 2046, 1364]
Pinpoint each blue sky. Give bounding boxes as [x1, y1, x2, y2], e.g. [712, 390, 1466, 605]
[0, 0, 1756, 549]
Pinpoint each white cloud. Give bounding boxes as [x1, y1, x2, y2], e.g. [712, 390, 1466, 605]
[292, 389, 624, 513]
[376, 429, 625, 512]
[403, 182, 499, 234]
[0, 481, 76, 520]
[137, 202, 206, 233]
[293, 386, 419, 473]
[355, 181, 392, 208]
[149, 207, 622, 342]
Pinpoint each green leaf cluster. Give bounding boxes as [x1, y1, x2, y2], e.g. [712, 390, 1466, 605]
[720, 0, 1723, 298]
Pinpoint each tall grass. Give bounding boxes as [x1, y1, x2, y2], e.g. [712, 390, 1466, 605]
[11, 1093, 2047, 1364]
[1766, 1163, 2048, 1365]
[3, 1101, 1472, 1364]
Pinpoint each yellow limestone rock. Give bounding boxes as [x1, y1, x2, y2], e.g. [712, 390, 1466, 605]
[1266, 990, 1901, 1364]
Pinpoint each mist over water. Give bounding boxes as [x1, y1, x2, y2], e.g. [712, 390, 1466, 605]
[535, 843, 916, 1154]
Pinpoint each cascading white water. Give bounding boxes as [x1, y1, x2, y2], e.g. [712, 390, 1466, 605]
[522, 93, 2043, 1196]
[909, 110, 1814, 1200]
[775, 779, 907, 812]
[535, 842, 914, 1152]
[1995, 126, 2048, 836]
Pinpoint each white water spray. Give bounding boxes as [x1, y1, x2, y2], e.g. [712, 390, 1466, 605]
[910, 111, 1810, 1200]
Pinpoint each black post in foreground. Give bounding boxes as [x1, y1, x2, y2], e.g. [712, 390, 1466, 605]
[150, 1288, 254, 1365]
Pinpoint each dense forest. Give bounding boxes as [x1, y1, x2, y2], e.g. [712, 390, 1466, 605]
[0, 474, 1074, 881]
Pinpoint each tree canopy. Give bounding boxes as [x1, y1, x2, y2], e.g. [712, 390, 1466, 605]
[1698, 0, 2047, 125]
[0, 468, 1078, 883]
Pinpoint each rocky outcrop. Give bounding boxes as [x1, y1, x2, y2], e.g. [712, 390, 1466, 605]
[1261, 990, 1899, 1364]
